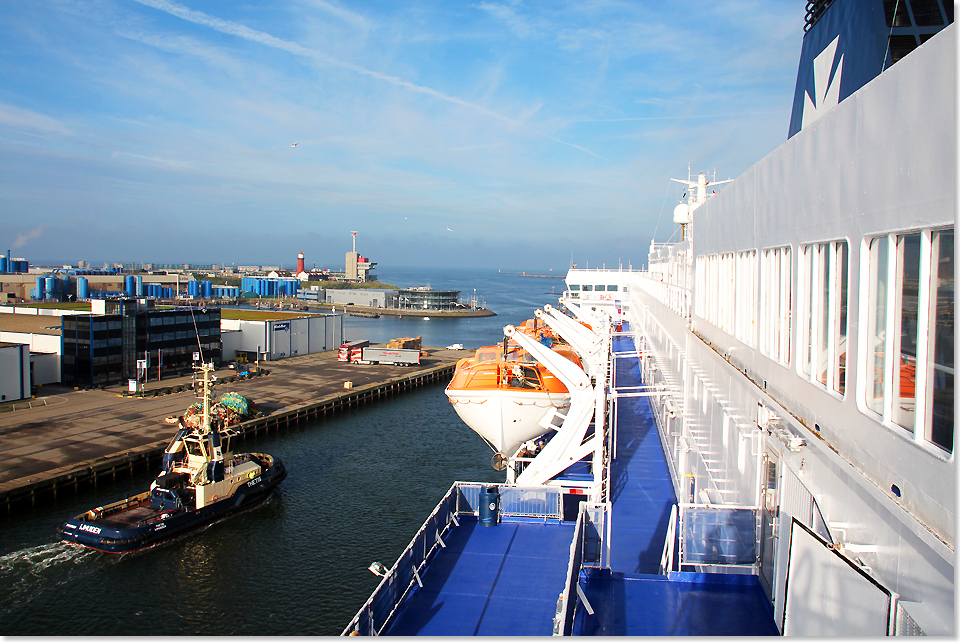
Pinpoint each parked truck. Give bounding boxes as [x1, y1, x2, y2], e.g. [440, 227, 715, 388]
[338, 340, 369, 362]
[357, 347, 421, 366]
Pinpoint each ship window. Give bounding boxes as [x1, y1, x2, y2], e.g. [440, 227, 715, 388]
[719, 253, 735, 335]
[760, 247, 792, 365]
[184, 439, 203, 457]
[862, 228, 953, 453]
[884, 0, 912, 26]
[909, 0, 945, 26]
[582, 285, 593, 291]
[607, 285, 618, 291]
[799, 241, 848, 395]
[735, 250, 757, 348]
[568, 284, 580, 291]
[595, 285, 605, 291]
[886, 34, 919, 66]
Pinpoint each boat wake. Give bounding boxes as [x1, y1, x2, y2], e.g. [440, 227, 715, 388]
[0, 540, 102, 617]
[0, 540, 97, 576]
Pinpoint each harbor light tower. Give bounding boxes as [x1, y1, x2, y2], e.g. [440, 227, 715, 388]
[297, 251, 305, 275]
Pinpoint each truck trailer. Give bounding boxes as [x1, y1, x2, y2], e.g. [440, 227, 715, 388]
[357, 347, 421, 366]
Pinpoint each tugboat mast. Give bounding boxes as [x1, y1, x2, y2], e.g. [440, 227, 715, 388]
[200, 361, 213, 436]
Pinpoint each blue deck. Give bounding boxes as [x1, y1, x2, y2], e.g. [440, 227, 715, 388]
[378, 330, 779, 636]
[571, 333, 779, 636]
[574, 571, 780, 636]
[383, 517, 575, 636]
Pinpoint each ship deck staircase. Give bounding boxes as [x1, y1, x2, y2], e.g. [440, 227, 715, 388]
[567, 329, 780, 636]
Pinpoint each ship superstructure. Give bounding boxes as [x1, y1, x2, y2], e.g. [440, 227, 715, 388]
[345, 2, 954, 636]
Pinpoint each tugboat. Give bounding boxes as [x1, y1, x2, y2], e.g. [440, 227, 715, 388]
[58, 362, 287, 553]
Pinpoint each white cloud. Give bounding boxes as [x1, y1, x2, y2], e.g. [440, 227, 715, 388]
[0, 103, 72, 136]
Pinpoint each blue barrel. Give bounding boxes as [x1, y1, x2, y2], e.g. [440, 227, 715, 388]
[479, 486, 500, 527]
[77, 277, 89, 299]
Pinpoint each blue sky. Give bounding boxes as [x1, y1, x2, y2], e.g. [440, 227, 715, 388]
[0, 0, 804, 271]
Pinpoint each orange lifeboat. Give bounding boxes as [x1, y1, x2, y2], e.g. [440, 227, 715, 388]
[445, 326, 585, 457]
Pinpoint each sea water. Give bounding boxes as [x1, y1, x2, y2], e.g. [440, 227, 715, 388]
[0, 267, 567, 635]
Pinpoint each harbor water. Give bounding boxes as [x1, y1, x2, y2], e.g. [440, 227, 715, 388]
[0, 267, 567, 635]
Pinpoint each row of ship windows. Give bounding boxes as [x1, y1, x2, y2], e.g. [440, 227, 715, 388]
[568, 284, 619, 292]
[694, 226, 953, 453]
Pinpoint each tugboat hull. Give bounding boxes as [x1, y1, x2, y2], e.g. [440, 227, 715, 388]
[59, 457, 286, 553]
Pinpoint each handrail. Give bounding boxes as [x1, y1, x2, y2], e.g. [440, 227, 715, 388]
[342, 482, 565, 636]
[554, 503, 588, 636]
[659, 504, 678, 574]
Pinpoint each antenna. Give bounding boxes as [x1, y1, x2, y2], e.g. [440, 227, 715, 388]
[351, 231, 357, 254]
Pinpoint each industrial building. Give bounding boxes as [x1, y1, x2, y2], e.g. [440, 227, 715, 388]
[61, 299, 222, 388]
[0, 270, 239, 303]
[221, 315, 342, 362]
[0, 251, 30, 274]
[240, 277, 300, 298]
[397, 287, 461, 311]
[324, 289, 398, 308]
[345, 232, 377, 282]
[0, 343, 31, 402]
[0, 299, 343, 389]
[0, 309, 66, 386]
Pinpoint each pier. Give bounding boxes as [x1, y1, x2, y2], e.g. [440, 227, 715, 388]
[0, 347, 464, 512]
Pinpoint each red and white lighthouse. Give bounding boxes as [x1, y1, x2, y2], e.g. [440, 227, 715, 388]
[297, 251, 305, 275]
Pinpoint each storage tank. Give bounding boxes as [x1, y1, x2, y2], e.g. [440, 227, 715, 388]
[0, 257, 7, 274]
[45, 276, 56, 300]
[77, 277, 89, 299]
[188, 281, 199, 297]
[125, 275, 136, 296]
[202, 280, 212, 298]
[35, 277, 45, 300]
[136, 275, 143, 296]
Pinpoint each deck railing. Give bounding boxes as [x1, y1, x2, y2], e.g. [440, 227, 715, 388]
[553, 501, 609, 636]
[677, 503, 760, 571]
[659, 503, 679, 574]
[342, 481, 565, 636]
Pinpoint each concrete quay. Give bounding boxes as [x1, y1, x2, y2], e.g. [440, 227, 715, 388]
[0, 347, 466, 512]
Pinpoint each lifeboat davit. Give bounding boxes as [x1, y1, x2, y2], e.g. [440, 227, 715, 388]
[445, 323, 585, 459]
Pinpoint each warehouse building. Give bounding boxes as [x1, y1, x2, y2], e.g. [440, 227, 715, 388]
[0, 343, 32, 402]
[0, 311, 65, 386]
[221, 314, 342, 361]
[324, 289, 398, 308]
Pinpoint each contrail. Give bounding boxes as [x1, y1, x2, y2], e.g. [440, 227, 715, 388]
[132, 0, 605, 160]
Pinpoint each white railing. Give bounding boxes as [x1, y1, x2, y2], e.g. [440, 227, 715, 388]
[659, 503, 678, 574]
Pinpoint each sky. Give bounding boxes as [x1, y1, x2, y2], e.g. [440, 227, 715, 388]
[0, 0, 805, 271]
